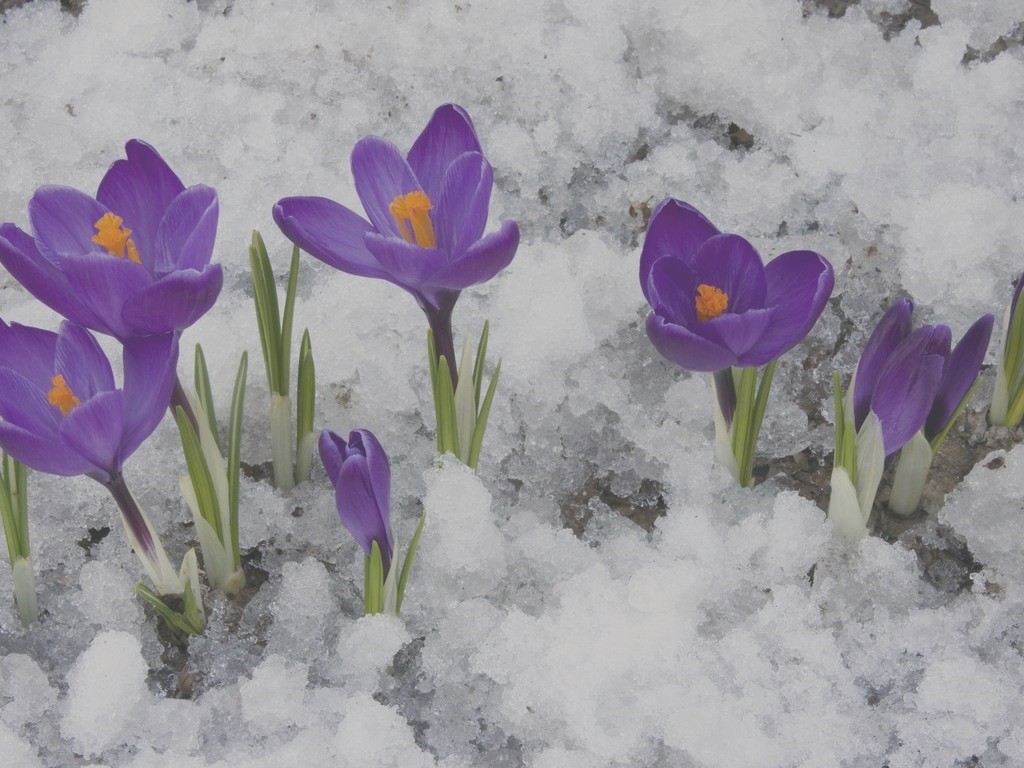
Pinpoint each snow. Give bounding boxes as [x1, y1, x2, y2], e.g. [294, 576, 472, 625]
[1, 0, 1023, 765]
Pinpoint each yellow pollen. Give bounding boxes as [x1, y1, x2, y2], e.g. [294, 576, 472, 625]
[388, 190, 437, 249]
[47, 374, 81, 416]
[695, 284, 729, 322]
[91, 212, 141, 264]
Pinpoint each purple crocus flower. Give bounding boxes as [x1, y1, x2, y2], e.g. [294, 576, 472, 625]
[274, 104, 519, 383]
[0, 140, 222, 342]
[854, 299, 994, 451]
[640, 198, 834, 373]
[319, 428, 394, 572]
[0, 319, 178, 564]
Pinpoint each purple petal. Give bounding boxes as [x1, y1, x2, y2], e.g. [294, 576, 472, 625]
[925, 313, 994, 440]
[870, 327, 947, 454]
[364, 233, 446, 290]
[120, 333, 179, 460]
[28, 186, 109, 260]
[645, 312, 738, 372]
[154, 185, 219, 273]
[639, 198, 720, 305]
[59, 252, 155, 340]
[351, 137, 421, 237]
[272, 197, 392, 282]
[690, 234, 767, 313]
[0, 319, 59, 390]
[434, 152, 492, 257]
[427, 220, 519, 291]
[335, 454, 393, 568]
[853, 298, 914, 428]
[0, 368, 61, 436]
[58, 389, 124, 479]
[702, 308, 773, 360]
[319, 429, 347, 483]
[350, 428, 391, 521]
[0, 419, 94, 477]
[120, 266, 223, 336]
[647, 256, 700, 326]
[0, 225, 105, 329]
[745, 249, 834, 365]
[54, 322, 115, 402]
[95, 140, 186, 260]
[406, 104, 483, 202]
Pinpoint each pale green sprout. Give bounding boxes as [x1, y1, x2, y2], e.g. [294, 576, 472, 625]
[250, 231, 317, 492]
[990, 276, 1024, 427]
[711, 362, 776, 488]
[135, 548, 205, 636]
[0, 453, 36, 626]
[363, 512, 426, 616]
[174, 345, 247, 595]
[827, 372, 885, 540]
[428, 322, 500, 470]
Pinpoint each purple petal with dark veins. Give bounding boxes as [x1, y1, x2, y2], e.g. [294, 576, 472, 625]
[639, 198, 720, 305]
[0, 367, 61, 436]
[407, 104, 482, 202]
[925, 313, 994, 440]
[428, 220, 519, 291]
[434, 151, 491, 258]
[645, 312, 737, 372]
[689, 234, 768, 313]
[96, 140, 186, 261]
[0, 418, 94, 478]
[0, 225, 107, 330]
[273, 197, 391, 282]
[0, 319, 59, 391]
[702, 308, 773, 360]
[120, 332, 179, 460]
[351, 136, 421, 238]
[745, 249, 834, 365]
[54, 321, 115, 402]
[870, 327, 947, 454]
[154, 185, 218, 274]
[120, 265, 223, 336]
[60, 252, 155, 339]
[29, 186, 109, 260]
[854, 298, 914, 428]
[364, 233, 446, 290]
[58, 390, 124, 479]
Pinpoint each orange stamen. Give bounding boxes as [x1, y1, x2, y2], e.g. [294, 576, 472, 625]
[388, 190, 437, 248]
[47, 374, 81, 416]
[91, 212, 141, 264]
[695, 284, 729, 322]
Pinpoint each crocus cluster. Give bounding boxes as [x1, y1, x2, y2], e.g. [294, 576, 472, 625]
[828, 299, 993, 537]
[639, 198, 834, 486]
[0, 140, 222, 344]
[275, 105, 517, 469]
[0, 320, 184, 591]
[320, 428, 423, 615]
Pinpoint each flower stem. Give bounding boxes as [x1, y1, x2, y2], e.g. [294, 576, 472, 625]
[712, 369, 736, 428]
[424, 302, 458, 389]
[104, 472, 155, 556]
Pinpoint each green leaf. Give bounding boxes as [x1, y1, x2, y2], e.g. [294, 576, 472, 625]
[295, 329, 316, 483]
[435, 355, 459, 457]
[467, 360, 501, 470]
[279, 245, 300, 397]
[227, 353, 247, 571]
[453, 339, 477, 463]
[427, 331, 443, 453]
[174, 406, 222, 542]
[365, 542, 384, 615]
[472, 320, 490, 408]
[135, 582, 204, 637]
[193, 344, 220, 450]
[250, 230, 283, 396]
[396, 511, 426, 614]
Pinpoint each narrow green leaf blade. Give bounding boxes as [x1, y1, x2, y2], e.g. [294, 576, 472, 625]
[396, 511, 427, 614]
